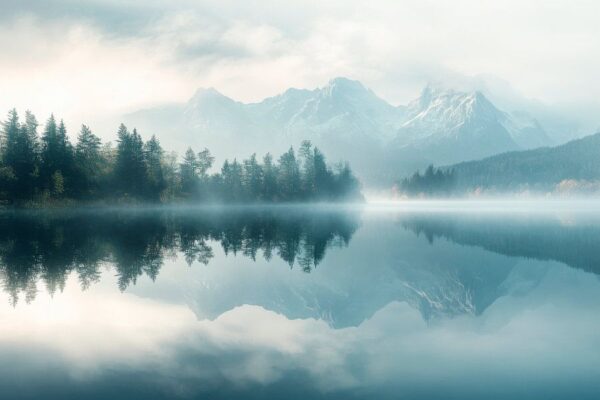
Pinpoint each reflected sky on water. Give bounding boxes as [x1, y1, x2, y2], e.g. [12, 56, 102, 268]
[1, 204, 600, 399]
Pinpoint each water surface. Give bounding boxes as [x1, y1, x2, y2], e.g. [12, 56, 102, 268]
[1, 204, 600, 399]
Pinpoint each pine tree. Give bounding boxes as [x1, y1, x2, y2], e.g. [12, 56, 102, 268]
[220, 159, 243, 201]
[333, 162, 361, 200]
[0, 110, 39, 201]
[243, 153, 263, 201]
[1, 109, 20, 165]
[144, 135, 165, 201]
[130, 128, 148, 197]
[262, 153, 277, 201]
[277, 147, 301, 200]
[41, 116, 74, 197]
[197, 148, 214, 179]
[114, 124, 148, 199]
[0, 109, 21, 199]
[299, 140, 315, 198]
[313, 147, 331, 199]
[75, 124, 102, 198]
[180, 148, 199, 197]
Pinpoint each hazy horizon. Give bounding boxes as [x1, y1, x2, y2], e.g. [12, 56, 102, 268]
[2, 0, 600, 137]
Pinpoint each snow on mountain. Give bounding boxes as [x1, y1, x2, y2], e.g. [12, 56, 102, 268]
[391, 86, 552, 166]
[123, 78, 555, 183]
[176, 219, 519, 328]
[283, 77, 406, 141]
[247, 87, 315, 127]
[183, 87, 256, 141]
[502, 110, 553, 149]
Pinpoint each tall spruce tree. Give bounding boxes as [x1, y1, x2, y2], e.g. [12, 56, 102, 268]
[41, 116, 74, 197]
[75, 125, 102, 198]
[243, 153, 263, 201]
[299, 140, 315, 198]
[277, 147, 301, 200]
[180, 148, 199, 197]
[0, 110, 22, 199]
[262, 153, 277, 201]
[16, 117, 40, 198]
[114, 124, 148, 199]
[144, 135, 166, 201]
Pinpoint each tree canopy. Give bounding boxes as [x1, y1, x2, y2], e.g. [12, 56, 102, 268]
[0, 109, 362, 205]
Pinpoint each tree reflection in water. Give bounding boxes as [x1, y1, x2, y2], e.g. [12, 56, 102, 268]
[0, 207, 359, 305]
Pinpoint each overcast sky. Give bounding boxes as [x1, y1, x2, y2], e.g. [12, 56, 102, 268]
[1, 0, 600, 131]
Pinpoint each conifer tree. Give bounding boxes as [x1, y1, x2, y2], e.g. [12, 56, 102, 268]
[75, 125, 102, 198]
[277, 147, 301, 200]
[41, 116, 74, 197]
[262, 153, 277, 201]
[243, 153, 263, 201]
[180, 148, 199, 197]
[144, 135, 166, 200]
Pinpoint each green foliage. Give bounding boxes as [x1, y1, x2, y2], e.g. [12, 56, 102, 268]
[0, 110, 363, 205]
[399, 165, 456, 197]
[0, 109, 39, 199]
[51, 170, 64, 197]
[399, 133, 600, 196]
[74, 124, 103, 198]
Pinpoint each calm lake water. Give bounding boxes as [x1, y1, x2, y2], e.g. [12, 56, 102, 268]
[1, 203, 600, 399]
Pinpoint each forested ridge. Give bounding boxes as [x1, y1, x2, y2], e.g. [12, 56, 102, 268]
[0, 109, 362, 206]
[397, 132, 600, 197]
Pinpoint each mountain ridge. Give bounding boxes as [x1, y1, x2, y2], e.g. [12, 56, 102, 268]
[400, 132, 600, 195]
[123, 77, 559, 184]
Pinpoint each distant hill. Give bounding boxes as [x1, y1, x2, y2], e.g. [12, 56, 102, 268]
[124, 78, 556, 185]
[399, 132, 600, 195]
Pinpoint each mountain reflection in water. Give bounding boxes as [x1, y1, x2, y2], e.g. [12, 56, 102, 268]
[2, 206, 600, 400]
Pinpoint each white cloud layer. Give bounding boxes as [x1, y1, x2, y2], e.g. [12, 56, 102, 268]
[1, 0, 600, 133]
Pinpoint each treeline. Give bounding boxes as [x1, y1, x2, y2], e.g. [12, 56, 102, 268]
[398, 165, 456, 197]
[397, 133, 600, 197]
[0, 109, 362, 205]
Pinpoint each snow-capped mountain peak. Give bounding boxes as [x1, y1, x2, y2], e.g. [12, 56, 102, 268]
[323, 76, 370, 97]
[398, 86, 550, 151]
[123, 77, 555, 183]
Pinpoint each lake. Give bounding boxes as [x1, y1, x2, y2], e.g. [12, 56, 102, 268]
[1, 202, 600, 399]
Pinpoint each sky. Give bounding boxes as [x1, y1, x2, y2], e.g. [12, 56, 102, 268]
[1, 0, 600, 133]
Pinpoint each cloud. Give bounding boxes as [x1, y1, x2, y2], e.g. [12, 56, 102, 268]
[1, 0, 600, 133]
[1, 258, 600, 398]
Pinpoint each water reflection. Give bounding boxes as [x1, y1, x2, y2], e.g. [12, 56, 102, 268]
[0, 207, 359, 305]
[400, 212, 600, 274]
[2, 206, 600, 399]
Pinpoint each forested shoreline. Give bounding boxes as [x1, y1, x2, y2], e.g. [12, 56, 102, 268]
[0, 109, 362, 206]
[397, 132, 600, 197]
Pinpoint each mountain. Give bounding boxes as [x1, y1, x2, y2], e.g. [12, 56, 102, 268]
[403, 132, 600, 195]
[390, 86, 552, 168]
[124, 78, 555, 185]
[178, 217, 519, 328]
[279, 77, 406, 142]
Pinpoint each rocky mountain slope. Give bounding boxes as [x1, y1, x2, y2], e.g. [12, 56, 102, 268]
[124, 78, 555, 184]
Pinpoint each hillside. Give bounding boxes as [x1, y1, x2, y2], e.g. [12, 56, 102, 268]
[400, 133, 600, 195]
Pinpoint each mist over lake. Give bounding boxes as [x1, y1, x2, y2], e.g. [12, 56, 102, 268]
[3, 1, 600, 399]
